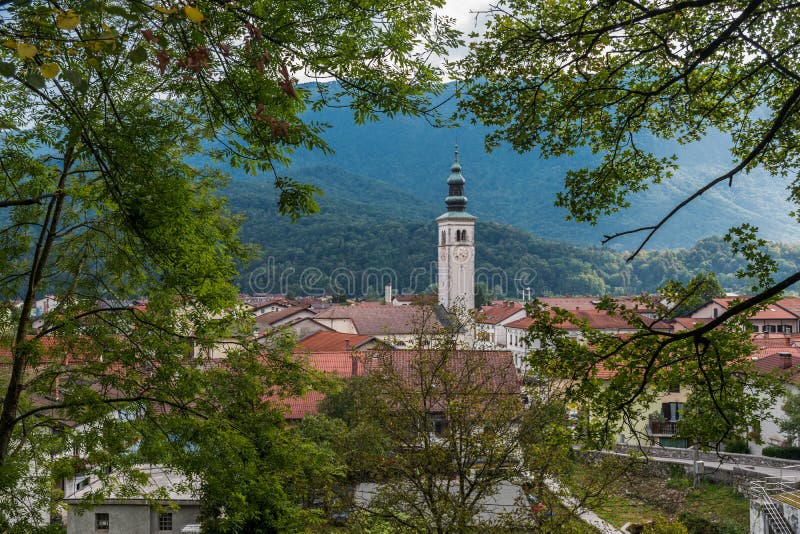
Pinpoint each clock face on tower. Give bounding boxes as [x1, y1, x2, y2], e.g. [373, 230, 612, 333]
[453, 246, 471, 263]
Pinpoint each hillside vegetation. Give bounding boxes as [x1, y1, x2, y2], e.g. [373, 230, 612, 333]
[225, 170, 800, 297]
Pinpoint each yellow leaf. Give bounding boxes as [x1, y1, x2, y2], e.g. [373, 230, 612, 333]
[154, 5, 177, 14]
[184, 5, 204, 23]
[16, 43, 38, 59]
[2, 39, 17, 49]
[56, 10, 80, 30]
[39, 62, 60, 79]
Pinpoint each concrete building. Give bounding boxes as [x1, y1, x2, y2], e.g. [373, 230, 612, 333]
[64, 465, 200, 534]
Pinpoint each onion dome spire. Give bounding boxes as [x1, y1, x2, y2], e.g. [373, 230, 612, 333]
[445, 145, 467, 212]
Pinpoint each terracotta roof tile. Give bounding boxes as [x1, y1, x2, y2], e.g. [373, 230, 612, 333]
[534, 297, 598, 309]
[671, 317, 713, 330]
[314, 304, 439, 335]
[750, 305, 799, 320]
[504, 309, 635, 331]
[777, 297, 800, 315]
[751, 334, 794, 348]
[594, 364, 616, 380]
[506, 317, 534, 330]
[565, 309, 635, 330]
[278, 350, 519, 420]
[477, 302, 526, 325]
[752, 349, 800, 382]
[255, 305, 314, 326]
[297, 331, 376, 352]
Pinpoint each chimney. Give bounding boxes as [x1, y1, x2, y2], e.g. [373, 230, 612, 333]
[780, 352, 793, 369]
[385, 284, 392, 305]
[345, 338, 351, 351]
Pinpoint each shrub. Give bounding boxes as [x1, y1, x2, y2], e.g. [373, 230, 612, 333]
[644, 520, 689, 534]
[677, 511, 742, 534]
[723, 439, 750, 454]
[762, 446, 800, 460]
[678, 511, 712, 533]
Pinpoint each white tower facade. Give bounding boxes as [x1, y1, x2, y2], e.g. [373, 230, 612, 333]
[437, 148, 476, 310]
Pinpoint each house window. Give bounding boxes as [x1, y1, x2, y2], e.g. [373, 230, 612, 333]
[661, 402, 684, 422]
[158, 512, 173, 531]
[95, 513, 109, 531]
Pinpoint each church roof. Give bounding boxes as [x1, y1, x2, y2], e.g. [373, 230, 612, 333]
[314, 304, 440, 335]
[443, 145, 470, 213]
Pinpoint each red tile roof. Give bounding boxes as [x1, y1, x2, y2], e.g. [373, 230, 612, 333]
[271, 351, 361, 419]
[594, 364, 616, 380]
[751, 348, 800, 381]
[393, 294, 436, 304]
[255, 305, 314, 327]
[777, 297, 800, 315]
[750, 305, 799, 320]
[277, 349, 519, 420]
[563, 309, 636, 330]
[506, 317, 534, 330]
[314, 304, 439, 335]
[504, 309, 635, 331]
[297, 331, 376, 352]
[295, 351, 363, 376]
[477, 302, 525, 325]
[751, 334, 794, 348]
[671, 317, 713, 330]
[535, 297, 598, 309]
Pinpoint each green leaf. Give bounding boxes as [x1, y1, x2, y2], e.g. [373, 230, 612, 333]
[25, 71, 45, 89]
[128, 46, 148, 64]
[61, 68, 81, 86]
[61, 68, 88, 92]
[105, 5, 139, 21]
[0, 62, 15, 77]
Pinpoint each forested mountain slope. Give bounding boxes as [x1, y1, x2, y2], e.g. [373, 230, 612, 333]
[225, 171, 800, 297]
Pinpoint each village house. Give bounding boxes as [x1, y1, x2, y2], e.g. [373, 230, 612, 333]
[64, 465, 200, 534]
[473, 301, 527, 349]
[691, 296, 800, 334]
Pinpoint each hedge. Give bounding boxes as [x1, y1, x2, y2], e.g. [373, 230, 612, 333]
[762, 445, 800, 460]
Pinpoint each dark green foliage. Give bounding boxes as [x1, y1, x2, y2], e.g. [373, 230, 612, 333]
[677, 511, 741, 534]
[276, 84, 800, 250]
[722, 439, 750, 455]
[780, 391, 800, 446]
[228, 171, 800, 296]
[668, 273, 726, 318]
[762, 446, 800, 460]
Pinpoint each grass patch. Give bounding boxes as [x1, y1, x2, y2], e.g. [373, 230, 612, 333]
[563, 456, 749, 533]
[590, 491, 668, 527]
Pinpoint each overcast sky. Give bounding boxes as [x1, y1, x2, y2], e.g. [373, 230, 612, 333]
[441, 1, 492, 34]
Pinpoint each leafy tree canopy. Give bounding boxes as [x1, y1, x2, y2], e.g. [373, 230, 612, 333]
[0, 0, 455, 527]
[457, 0, 800, 445]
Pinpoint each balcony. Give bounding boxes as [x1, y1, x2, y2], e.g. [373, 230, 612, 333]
[648, 420, 678, 436]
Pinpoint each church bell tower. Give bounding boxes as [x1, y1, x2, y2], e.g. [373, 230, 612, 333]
[437, 147, 476, 310]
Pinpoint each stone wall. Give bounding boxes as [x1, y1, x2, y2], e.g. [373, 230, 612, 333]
[613, 443, 800, 469]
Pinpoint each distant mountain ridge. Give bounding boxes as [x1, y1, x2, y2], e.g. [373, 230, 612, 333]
[225, 169, 800, 297]
[217, 82, 800, 296]
[272, 83, 798, 250]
